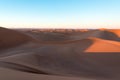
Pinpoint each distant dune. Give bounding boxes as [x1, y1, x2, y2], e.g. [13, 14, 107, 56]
[0, 27, 120, 80]
[70, 30, 120, 41]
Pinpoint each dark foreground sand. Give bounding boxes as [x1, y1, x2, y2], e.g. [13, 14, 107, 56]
[0, 27, 120, 80]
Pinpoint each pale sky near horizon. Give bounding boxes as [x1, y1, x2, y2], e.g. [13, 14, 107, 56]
[0, 0, 120, 29]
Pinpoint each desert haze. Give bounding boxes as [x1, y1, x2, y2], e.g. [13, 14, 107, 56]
[0, 27, 120, 80]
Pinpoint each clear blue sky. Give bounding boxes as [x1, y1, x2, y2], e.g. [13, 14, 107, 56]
[0, 0, 120, 29]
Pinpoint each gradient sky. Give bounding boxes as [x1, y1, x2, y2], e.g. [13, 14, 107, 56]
[0, 0, 120, 29]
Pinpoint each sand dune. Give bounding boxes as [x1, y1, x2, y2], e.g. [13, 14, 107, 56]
[0, 27, 120, 80]
[0, 27, 35, 50]
[86, 38, 120, 52]
[108, 29, 120, 37]
[1, 52, 119, 80]
[70, 30, 120, 41]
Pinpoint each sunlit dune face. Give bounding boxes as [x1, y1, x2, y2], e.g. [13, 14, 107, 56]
[85, 38, 120, 52]
[109, 29, 120, 37]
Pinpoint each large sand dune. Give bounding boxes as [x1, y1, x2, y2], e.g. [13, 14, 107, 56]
[0, 27, 35, 50]
[0, 27, 120, 80]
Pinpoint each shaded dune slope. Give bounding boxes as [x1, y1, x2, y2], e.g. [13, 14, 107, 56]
[37, 38, 120, 52]
[70, 30, 120, 41]
[0, 49, 120, 79]
[0, 38, 93, 57]
[25, 31, 71, 42]
[0, 67, 104, 80]
[0, 27, 35, 50]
